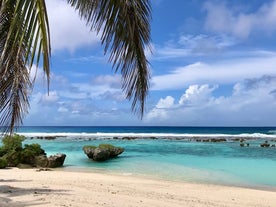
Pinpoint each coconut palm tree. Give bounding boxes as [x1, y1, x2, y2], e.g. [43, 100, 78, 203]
[0, 0, 151, 133]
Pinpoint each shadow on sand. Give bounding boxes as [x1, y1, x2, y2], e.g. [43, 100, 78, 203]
[0, 179, 70, 207]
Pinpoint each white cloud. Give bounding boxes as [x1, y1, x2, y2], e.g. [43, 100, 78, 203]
[26, 72, 126, 125]
[32, 72, 123, 101]
[58, 106, 69, 113]
[92, 75, 121, 88]
[153, 45, 190, 60]
[204, 0, 276, 38]
[156, 96, 175, 109]
[40, 91, 59, 104]
[152, 34, 236, 60]
[46, 0, 100, 52]
[145, 77, 276, 126]
[179, 85, 217, 106]
[152, 52, 276, 90]
[178, 34, 235, 54]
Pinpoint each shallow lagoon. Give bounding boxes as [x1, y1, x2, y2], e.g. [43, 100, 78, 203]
[23, 137, 276, 189]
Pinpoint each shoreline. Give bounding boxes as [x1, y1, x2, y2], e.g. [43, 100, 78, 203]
[1, 168, 276, 207]
[59, 165, 276, 192]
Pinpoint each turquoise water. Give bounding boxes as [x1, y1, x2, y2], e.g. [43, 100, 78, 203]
[16, 126, 276, 190]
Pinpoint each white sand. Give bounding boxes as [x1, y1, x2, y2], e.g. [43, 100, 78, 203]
[0, 168, 276, 207]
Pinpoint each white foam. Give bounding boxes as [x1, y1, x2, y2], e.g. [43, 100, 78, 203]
[17, 132, 276, 139]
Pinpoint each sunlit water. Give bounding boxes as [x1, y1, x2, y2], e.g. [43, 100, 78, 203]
[5, 126, 276, 189]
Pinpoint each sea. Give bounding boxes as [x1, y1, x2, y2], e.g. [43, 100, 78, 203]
[8, 126, 276, 189]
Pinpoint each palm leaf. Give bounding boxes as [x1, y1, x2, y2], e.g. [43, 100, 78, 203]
[0, 0, 50, 133]
[68, 0, 152, 117]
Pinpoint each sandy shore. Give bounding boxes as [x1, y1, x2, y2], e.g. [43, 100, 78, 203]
[0, 168, 276, 207]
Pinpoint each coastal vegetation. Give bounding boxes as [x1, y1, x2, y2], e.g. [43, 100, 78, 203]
[0, 0, 152, 133]
[0, 134, 66, 168]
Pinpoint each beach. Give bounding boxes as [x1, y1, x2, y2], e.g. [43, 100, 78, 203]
[0, 168, 276, 207]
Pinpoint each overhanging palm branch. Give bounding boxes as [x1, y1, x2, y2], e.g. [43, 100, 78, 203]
[0, 0, 50, 133]
[68, 0, 152, 117]
[0, 0, 151, 133]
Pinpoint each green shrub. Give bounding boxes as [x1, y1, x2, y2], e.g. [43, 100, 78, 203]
[2, 150, 21, 167]
[23, 144, 45, 156]
[2, 134, 25, 151]
[0, 147, 7, 157]
[0, 134, 48, 167]
[21, 144, 45, 165]
[0, 158, 7, 169]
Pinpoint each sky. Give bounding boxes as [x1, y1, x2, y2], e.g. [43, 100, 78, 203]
[24, 0, 276, 126]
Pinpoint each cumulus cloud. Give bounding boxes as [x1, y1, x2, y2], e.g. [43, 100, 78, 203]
[203, 0, 276, 38]
[179, 85, 217, 106]
[145, 76, 276, 126]
[146, 84, 216, 122]
[46, 0, 100, 52]
[152, 52, 276, 90]
[156, 96, 175, 109]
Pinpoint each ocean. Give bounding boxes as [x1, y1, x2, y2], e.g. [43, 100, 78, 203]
[10, 126, 276, 189]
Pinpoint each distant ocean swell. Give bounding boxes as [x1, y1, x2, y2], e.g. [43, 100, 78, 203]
[18, 132, 276, 140]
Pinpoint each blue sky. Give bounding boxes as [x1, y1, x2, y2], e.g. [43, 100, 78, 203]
[25, 0, 276, 126]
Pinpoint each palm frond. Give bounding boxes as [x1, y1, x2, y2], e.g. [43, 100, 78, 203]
[0, 50, 31, 134]
[68, 0, 152, 117]
[0, 0, 51, 133]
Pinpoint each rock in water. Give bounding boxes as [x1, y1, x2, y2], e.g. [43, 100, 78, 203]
[47, 154, 66, 168]
[83, 144, 124, 162]
[82, 146, 96, 159]
[109, 147, 124, 158]
[93, 148, 110, 161]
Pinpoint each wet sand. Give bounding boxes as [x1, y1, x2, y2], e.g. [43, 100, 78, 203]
[0, 168, 275, 207]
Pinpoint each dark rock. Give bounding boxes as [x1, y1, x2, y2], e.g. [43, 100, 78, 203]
[83, 144, 124, 162]
[122, 137, 136, 140]
[108, 147, 124, 158]
[93, 148, 110, 161]
[36, 136, 57, 140]
[47, 154, 66, 168]
[83, 146, 96, 159]
[240, 143, 245, 147]
[34, 154, 66, 168]
[233, 138, 240, 141]
[260, 141, 270, 147]
[45, 136, 57, 140]
[210, 138, 227, 142]
[35, 155, 49, 168]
